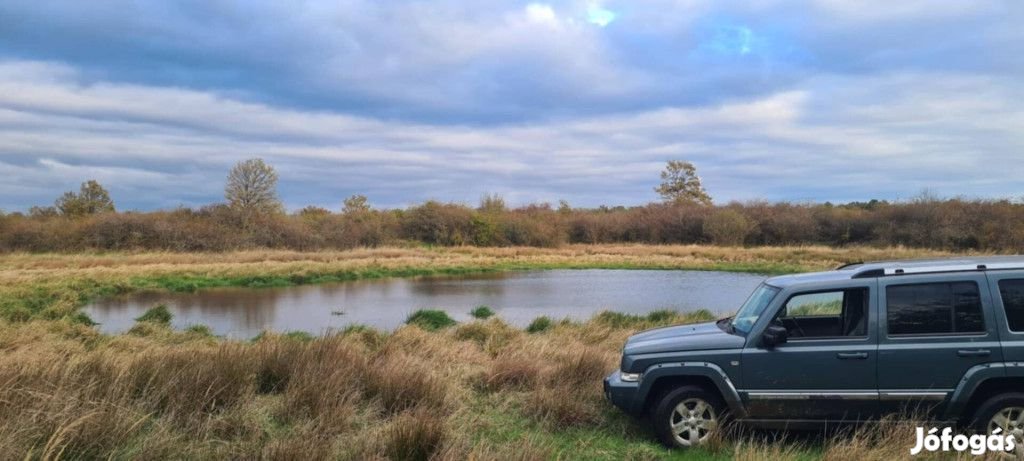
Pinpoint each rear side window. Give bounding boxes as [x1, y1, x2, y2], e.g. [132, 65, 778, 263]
[997, 279, 1024, 332]
[886, 282, 985, 335]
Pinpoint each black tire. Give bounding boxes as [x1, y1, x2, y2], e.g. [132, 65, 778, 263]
[970, 392, 1024, 433]
[968, 392, 1024, 458]
[651, 385, 730, 449]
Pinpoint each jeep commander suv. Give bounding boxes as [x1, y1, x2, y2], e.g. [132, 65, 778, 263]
[605, 257, 1024, 449]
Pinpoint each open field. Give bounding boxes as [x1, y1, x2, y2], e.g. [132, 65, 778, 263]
[0, 244, 998, 459]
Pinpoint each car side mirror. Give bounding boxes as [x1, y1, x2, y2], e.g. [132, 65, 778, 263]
[762, 324, 789, 348]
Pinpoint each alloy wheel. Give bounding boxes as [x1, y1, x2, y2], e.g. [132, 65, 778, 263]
[670, 397, 717, 447]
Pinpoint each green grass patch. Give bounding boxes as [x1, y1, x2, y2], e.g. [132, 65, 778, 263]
[184, 324, 214, 336]
[526, 316, 552, 333]
[406, 309, 457, 331]
[470, 305, 495, 319]
[459, 395, 738, 460]
[135, 304, 172, 324]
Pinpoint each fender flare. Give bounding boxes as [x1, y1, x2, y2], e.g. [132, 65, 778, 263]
[638, 361, 747, 418]
[943, 362, 1024, 421]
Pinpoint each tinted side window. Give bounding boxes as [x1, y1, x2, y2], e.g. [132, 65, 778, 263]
[998, 279, 1024, 332]
[886, 282, 984, 335]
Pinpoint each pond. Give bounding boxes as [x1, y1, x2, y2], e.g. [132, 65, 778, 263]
[84, 269, 767, 338]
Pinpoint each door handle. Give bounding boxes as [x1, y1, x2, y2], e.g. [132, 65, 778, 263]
[956, 349, 991, 357]
[837, 352, 868, 360]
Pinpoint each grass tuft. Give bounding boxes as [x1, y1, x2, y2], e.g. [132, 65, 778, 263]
[470, 305, 495, 319]
[135, 304, 173, 324]
[405, 309, 456, 331]
[526, 316, 552, 333]
[185, 324, 213, 336]
[381, 410, 448, 461]
[69, 311, 98, 326]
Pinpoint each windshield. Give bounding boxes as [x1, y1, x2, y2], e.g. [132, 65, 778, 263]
[731, 283, 780, 334]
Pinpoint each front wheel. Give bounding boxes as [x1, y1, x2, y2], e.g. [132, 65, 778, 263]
[651, 385, 729, 449]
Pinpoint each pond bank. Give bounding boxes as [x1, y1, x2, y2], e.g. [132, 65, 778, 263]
[0, 244, 953, 322]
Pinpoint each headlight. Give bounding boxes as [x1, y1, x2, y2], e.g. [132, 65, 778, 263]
[620, 371, 641, 382]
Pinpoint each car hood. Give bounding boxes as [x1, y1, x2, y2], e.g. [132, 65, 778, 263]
[623, 320, 745, 355]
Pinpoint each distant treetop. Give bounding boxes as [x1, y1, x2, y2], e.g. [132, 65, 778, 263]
[56, 180, 116, 217]
[225, 158, 282, 215]
[655, 160, 712, 206]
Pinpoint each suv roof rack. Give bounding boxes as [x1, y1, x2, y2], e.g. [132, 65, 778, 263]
[851, 260, 1024, 279]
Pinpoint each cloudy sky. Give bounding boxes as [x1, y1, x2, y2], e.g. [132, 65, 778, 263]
[1, 1, 1022, 211]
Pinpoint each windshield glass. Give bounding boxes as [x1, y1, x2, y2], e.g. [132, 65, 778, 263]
[731, 283, 780, 334]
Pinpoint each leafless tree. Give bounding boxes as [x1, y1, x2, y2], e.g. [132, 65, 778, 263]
[225, 158, 282, 215]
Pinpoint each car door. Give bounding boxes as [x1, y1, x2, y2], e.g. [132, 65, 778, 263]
[741, 279, 879, 421]
[876, 273, 1004, 418]
[986, 271, 1024, 363]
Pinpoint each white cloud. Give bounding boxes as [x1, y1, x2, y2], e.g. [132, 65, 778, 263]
[525, 3, 558, 25]
[0, 60, 1022, 211]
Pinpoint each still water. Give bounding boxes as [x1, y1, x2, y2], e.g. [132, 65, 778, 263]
[84, 270, 766, 338]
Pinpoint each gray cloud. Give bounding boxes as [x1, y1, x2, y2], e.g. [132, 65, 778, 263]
[1, 1, 1019, 123]
[1, 60, 1021, 211]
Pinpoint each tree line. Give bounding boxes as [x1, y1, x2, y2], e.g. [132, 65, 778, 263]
[1, 159, 1022, 252]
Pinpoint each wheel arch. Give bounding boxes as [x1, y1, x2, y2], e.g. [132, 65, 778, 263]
[946, 363, 1024, 422]
[638, 362, 747, 418]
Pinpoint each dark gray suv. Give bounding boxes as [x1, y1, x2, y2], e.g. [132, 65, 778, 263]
[605, 257, 1024, 449]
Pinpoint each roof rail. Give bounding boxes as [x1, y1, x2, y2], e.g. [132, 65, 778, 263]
[851, 269, 884, 279]
[835, 261, 864, 270]
[851, 261, 1024, 279]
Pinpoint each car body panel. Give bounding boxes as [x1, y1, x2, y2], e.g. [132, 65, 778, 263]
[740, 278, 880, 420]
[622, 321, 745, 356]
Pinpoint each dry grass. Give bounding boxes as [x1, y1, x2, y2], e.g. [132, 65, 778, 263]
[0, 244, 999, 459]
[0, 244, 954, 286]
[0, 313, 988, 460]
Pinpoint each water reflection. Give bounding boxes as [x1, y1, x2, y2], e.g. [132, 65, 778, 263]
[85, 270, 766, 338]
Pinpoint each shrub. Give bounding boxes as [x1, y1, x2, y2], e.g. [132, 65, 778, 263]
[469, 305, 495, 319]
[703, 208, 753, 245]
[401, 201, 474, 246]
[405, 309, 456, 331]
[8, 196, 1024, 252]
[135, 304, 173, 324]
[526, 316, 552, 334]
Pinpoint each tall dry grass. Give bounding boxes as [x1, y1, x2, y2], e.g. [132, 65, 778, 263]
[0, 310, 1001, 460]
